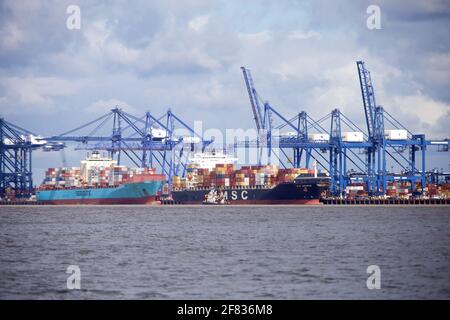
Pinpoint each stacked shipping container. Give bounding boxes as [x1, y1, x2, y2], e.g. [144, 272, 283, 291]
[40, 165, 160, 189]
[345, 181, 450, 198]
[42, 167, 81, 188]
[172, 164, 318, 190]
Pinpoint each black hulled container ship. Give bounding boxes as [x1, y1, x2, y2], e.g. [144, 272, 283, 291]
[170, 152, 330, 204]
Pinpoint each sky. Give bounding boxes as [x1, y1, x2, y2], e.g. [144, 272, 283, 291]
[0, 0, 449, 180]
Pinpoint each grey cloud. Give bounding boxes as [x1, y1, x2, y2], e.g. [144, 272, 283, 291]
[0, 0, 449, 141]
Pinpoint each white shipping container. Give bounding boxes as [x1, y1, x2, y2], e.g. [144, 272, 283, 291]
[281, 131, 298, 138]
[342, 131, 364, 142]
[150, 127, 167, 139]
[182, 136, 201, 144]
[384, 129, 408, 140]
[308, 133, 330, 142]
[346, 185, 364, 191]
[255, 173, 265, 185]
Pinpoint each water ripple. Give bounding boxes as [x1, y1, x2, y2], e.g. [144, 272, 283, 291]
[0, 205, 449, 299]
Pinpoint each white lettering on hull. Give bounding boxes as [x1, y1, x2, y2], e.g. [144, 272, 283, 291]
[212, 189, 250, 202]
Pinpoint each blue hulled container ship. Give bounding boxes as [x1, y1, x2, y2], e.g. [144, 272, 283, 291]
[36, 180, 164, 205]
[36, 152, 165, 205]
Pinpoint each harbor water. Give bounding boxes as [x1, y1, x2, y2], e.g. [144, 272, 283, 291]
[0, 205, 449, 299]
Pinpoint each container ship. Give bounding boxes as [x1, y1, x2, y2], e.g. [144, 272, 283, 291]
[170, 152, 330, 204]
[36, 151, 165, 204]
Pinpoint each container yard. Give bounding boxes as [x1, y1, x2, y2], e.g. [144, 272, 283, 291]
[0, 61, 449, 205]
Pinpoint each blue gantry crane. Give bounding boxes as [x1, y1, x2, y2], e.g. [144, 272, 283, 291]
[355, 61, 450, 195]
[241, 67, 264, 133]
[240, 66, 324, 168]
[0, 118, 47, 198]
[1, 62, 448, 199]
[236, 62, 449, 196]
[0, 107, 212, 198]
[41, 107, 212, 191]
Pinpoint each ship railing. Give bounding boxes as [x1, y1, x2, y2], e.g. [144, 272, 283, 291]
[37, 184, 121, 191]
[173, 184, 275, 192]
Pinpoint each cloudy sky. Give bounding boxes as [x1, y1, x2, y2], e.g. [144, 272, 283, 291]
[1, 0, 449, 176]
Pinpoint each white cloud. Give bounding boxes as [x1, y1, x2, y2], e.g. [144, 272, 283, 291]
[287, 30, 321, 40]
[86, 98, 136, 114]
[188, 15, 209, 32]
[0, 23, 24, 50]
[76, 14, 224, 74]
[141, 75, 242, 113]
[390, 92, 450, 128]
[83, 20, 140, 65]
[0, 76, 79, 114]
[238, 31, 273, 46]
[1, 0, 449, 143]
[84, 20, 112, 50]
[105, 40, 140, 64]
[422, 52, 450, 86]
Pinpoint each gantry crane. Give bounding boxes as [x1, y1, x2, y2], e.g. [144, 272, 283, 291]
[41, 107, 212, 191]
[0, 108, 213, 198]
[235, 63, 449, 196]
[0, 118, 46, 198]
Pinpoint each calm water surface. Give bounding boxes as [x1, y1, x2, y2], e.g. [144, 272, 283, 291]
[0, 205, 449, 299]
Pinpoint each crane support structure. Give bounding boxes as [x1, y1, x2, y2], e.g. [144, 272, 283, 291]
[1, 62, 449, 198]
[0, 108, 212, 197]
[241, 66, 264, 132]
[235, 63, 449, 196]
[0, 119, 37, 198]
[357, 61, 377, 139]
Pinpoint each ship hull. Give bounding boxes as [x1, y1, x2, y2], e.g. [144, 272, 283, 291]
[172, 179, 329, 205]
[36, 181, 163, 205]
[37, 196, 159, 205]
[191, 199, 320, 205]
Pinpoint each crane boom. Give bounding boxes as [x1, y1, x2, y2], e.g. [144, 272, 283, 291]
[241, 66, 263, 131]
[356, 61, 377, 139]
